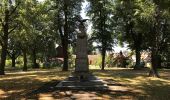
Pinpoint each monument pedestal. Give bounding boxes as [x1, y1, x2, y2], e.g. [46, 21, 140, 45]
[56, 72, 108, 91]
[56, 19, 108, 91]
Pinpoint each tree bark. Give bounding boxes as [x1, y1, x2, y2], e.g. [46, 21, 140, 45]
[11, 54, 16, 68]
[0, 45, 7, 75]
[149, 49, 159, 77]
[101, 47, 106, 70]
[0, 3, 19, 75]
[23, 49, 27, 71]
[62, 1, 69, 71]
[62, 37, 68, 71]
[0, 10, 9, 75]
[148, 6, 160, 77]
[32, 48, 38, 68]
[134, 46, 141, 69]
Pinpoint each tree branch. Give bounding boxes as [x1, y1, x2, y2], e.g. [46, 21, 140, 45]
[59, 26, 64, 39]
[0, 18, 4, 27]
[15, 52, 21, 59]
[46, 5, 58, 12]
[7, 50, 12, 58]
[8, 25, 17, 34]
[9, 2, 20, 17]
[0, 39, 3, 46]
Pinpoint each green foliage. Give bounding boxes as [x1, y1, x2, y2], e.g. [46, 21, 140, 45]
[87, 0, 115, 70]
[94, 55, 102, 67]
[87, 0, 115, 49]
[0, 0, 169, 74]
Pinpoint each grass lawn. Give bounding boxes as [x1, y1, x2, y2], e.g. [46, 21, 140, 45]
[0, 67, 170, 100]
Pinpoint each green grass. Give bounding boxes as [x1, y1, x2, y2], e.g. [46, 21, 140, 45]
[93, 68, 170, 100]
[0, 67, 170, 100]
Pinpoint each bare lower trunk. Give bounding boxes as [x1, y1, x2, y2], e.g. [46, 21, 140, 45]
[0, 46, 7, 75]
[62, 38, 68, 71]
[23, 49, 27, 71]
[134, 47, 141, 69]
[149, 50, 159, 77]
[12, 54, 16, 68]
[32, 48, 39, 68]
[0, 11, 9, 75]
[0, 35, 8, 75]
[101, 48, 106, 70]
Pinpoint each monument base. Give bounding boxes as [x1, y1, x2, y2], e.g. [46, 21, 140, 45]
[56, 72, 108, 91]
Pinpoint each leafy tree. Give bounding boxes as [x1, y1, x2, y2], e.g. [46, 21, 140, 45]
[14, 0, 57, 70]
[144, 0, 170, 77]
[53, 0, 83, 71]
[0, 0, 20, 75]
[87, 0, 115, 70]
[113, 0, 170, 77]
[112, 0, 148, 69]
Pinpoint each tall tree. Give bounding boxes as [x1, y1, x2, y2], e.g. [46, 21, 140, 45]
[15, 0, 56, 70]
[0, 0, 20, 75]
[113, 0, 170, 76]
[146, 0, 170, 77]
[113, 0, 147, 69]
[87, 0, 114, 70]
[54, 0, 83, 71]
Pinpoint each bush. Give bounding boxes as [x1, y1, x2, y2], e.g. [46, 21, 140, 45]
[69, 56, 75, 68]
[94, 55, 102, 67]
[42, 58, 63, 68]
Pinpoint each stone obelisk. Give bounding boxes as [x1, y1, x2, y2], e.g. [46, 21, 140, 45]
[75, 20, 89, 72]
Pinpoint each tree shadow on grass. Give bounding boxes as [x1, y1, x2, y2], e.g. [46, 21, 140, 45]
[0, 77, 47, 100]
[26, 85, 140, 100]
[134, 79, 170, 100]
[91, 68, 149, 80]
[1, 69, 170, 100]
[25, 78, 141, 100]
[25, 69, 170, 100]
[0, 70, 70, 100]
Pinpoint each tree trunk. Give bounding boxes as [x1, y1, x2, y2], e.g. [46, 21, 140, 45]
[0, 45, 7, 75]
[149, 50, 159, 77]
[62, 2, 69, 71]
[134, 47, 141, 69]
[32, 48, 38, 68]
[0, 28, 8, 75]
[0, 10, 9, 75]
[11, 54, 16, 68]
[62, 38, 68, 71]
[101, 47, 106, 70]
[23, 49, 27, 71]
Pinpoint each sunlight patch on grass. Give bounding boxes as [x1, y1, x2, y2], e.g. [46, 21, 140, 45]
[0, 75, 38, 81]
[0, 68, 170, 99]
[0, 69, 70, 99]
[93, 68, 170, 99]
[39, 93, 55, 100]
[0, 89, 5, 95]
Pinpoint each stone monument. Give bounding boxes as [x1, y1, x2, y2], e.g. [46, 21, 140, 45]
[75, 20, 89, 73]
[56, 19, 108, 91]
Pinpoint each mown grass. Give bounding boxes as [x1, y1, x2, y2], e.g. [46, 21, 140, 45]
[92, 67, 170, 100]
[0, 67, 170, 100]
[0, 68, 71, 99]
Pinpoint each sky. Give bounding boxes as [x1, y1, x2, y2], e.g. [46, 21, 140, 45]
[37, 0, 129, 53]
[37, 0, 44, 2]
